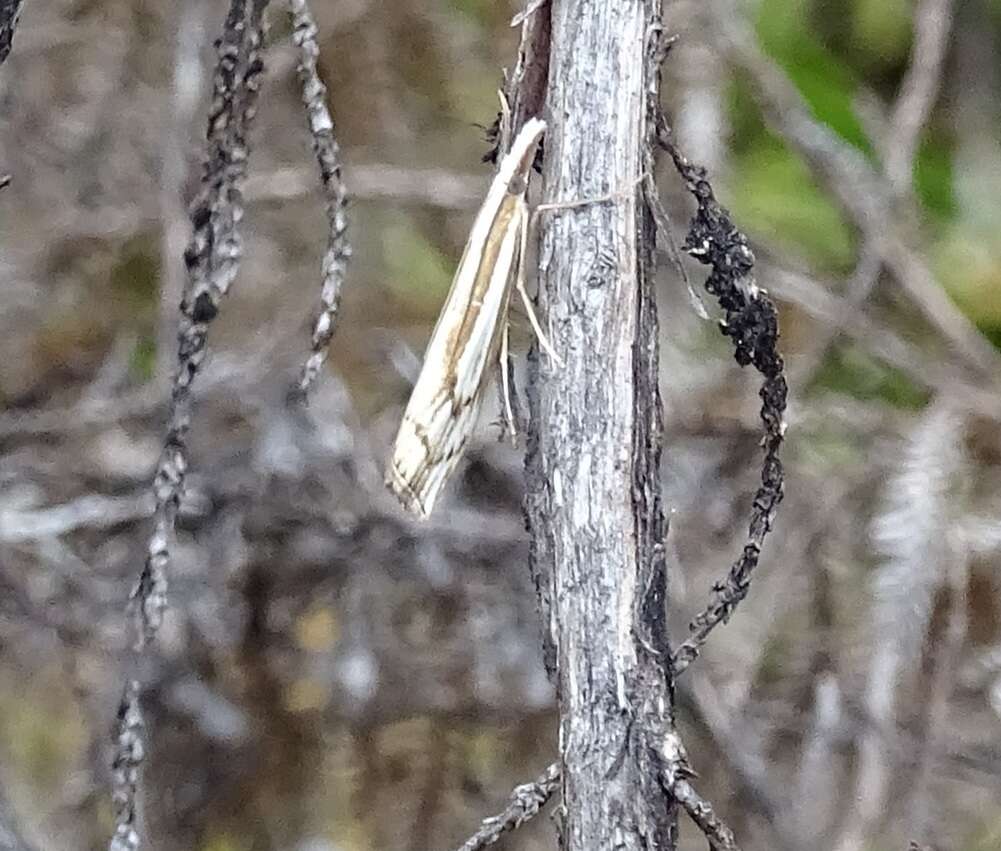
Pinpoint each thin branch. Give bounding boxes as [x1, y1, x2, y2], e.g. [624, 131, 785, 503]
[0, 345, 283, 440]
[510, 0, 547, 28]
[289, 0, 351, 397]
[0, 492, 154, 543]
[883, 0, 955, 194]
[464, 761, 741, 851]
[670, 778, 741, 851]
[706, 0, 1001, 378]
[765, 264, 1001, 419]
[796, 0, 954, 381]
[684, 672, 799, 851]
[449, 762, 560, 851]
[110, 3, 269, 849]
[790, 241, 882, 386]
[657, 127, 788, 677]
[158, 0, 212, 386]
[108, 681, 144, 851]
[656, 722, 741, 851]
[132, 0, 269, 645]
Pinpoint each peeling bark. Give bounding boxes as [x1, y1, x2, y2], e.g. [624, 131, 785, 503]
[525, 2, 678, 847]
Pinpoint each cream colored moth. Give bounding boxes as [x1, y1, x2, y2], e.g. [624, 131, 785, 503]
[386, 116, 552, 518]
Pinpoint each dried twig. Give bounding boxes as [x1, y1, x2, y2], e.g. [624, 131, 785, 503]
[685, 672, 798, 850]
[883, 0, 955, 194]
[796, 0, 955, 382]
[464, 760, 742, 851]
[705, 0, 1000, 378]
[0, 492, 154, 543]
[450, 762, 560, 851]
[289, 0, 350, 397]
[906, 548, 968, 843]
[108, 681, 144, 851]
[657, 125, 788, 676]
[158, 0, 212, 385]
[111, 3, 270, 849]
[510, 0, 547, 28]
[765, 264, 1001, 419]
[132, 0, 269, 645]
[670, 778, 741, 851]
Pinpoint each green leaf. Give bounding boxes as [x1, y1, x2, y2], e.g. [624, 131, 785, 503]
[852, 0, 912, 68]
[728, 139, 856, 271]
[755, 0, 874, 155]
[914, 131, 957, 220]
[382, 215, 453, 313]
[129, 335, 158, 383]
[809, 346, 930, 409]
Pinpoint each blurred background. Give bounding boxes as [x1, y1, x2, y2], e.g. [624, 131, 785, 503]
[1, 0, 1001, 849]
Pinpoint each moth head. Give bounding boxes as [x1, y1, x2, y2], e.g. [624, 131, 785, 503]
[499, 118, 546, 190]
[507, 172, 528, 196]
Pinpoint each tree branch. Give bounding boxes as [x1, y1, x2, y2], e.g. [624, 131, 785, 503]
[288, 0, 351, 397]
[132, 0, 269, 645]
[111, 3, 270, 849]
[449, 763, 560, 851]
[883, 0, 955, 194]
[670, 778, 741, 851]
[706, 0, 1001, 378]
[525, 3, 677, 847]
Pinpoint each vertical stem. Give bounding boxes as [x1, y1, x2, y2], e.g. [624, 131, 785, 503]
[525, 1, 676, 847]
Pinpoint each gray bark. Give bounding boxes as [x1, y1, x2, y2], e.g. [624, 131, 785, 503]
[0, 0, 22, 66]
[526, 1, 678, 848]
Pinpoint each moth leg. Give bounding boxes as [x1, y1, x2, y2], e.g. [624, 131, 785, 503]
[499, 322, 518, 445]
[516, 206, 563, 366]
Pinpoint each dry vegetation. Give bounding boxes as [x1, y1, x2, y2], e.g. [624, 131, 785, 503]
[1, 1, 1000, 850]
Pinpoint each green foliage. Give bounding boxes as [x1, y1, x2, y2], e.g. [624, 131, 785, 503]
[725, 0, 899, 269]
[110, 235, 160, 314]
[755, 0, 873, 154]
[935, 233, 1001, 332]
[382, 214, 453, 313]
[810, 346, 930, 409]
[443, 0, 503, 27]
[914, 131, 957, 220]
[727, 138, 856, 271]
[129, 335, 158, 383]
[797, 416, 865, 473]
[978, 322, 1001, 351]
[851, 0, 912, 71]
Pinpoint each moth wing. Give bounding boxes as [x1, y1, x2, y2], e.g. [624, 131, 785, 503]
[388, 200, 526, 517]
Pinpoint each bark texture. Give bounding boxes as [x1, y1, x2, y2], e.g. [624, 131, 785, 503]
[0, 0, 23, 66]
[526, 1, 677, 848]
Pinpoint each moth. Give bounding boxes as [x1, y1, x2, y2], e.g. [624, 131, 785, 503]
[386, 116, 554, 518]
